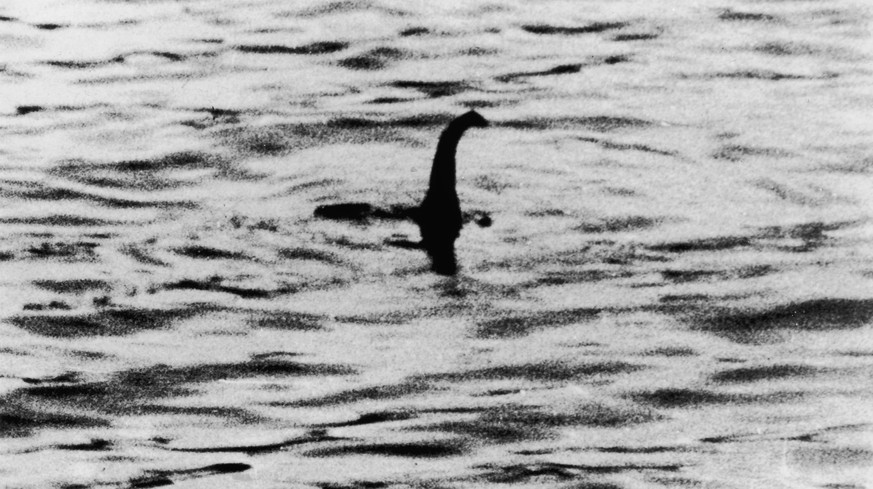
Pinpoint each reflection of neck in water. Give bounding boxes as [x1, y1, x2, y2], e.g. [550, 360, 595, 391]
[417, 110, 489, 275]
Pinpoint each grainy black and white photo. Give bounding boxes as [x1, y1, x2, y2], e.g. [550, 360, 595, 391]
[1, 0, 872, 487]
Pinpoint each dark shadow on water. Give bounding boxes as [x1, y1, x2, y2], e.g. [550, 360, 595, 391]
[8, 307, 207, 337]
[710, 364, 824, 383]
[49, 151, 246, 192]
[172, 245, 249, 260]
[280, 361, 643, 412]
[477, 462, 680, 484]
[613, 32, 660, 41]
[46, 58, 119, 69]
[168, 431, 340, 455]
[734, 264, 777, 278]
[21, 372, 81, 385]
[574, 136, 676, 156]
[647, 235, 752, 253]
[791, 446, 873, 468]
[717, 9, 779, 22]
[517, 269, 627, 288]
[33, 23, 66, 30]
[643, 346, 697, 357]
[389, 80, 474, 98]
[193, 106, 241, 121]
[0, 408, 108, 438]
[120, 243, 168, 267]
[314, 202, 386, 221]
[1, 358, 356, 433]
[280, 177, 345, 193]
[424, 402, 658, 443]
[657, 264, 775, 284]
[496, 63, 582, 82]
[783, 423, 873, 444]
[296, 1, 408, 18]
[497, 115, 651, 132]
[661, 269, 721, 283]
[276, 378, 430, 407]
[45, 51, 185, 69]
[128, 463, 251, 489]
[247, 310, 323, 330]
[33, 279, 111, 294]
[25, 241, 98, 261]
[758, 221, 854, 252]
[755, 41, 815, 56]
[367, 96, 415, 104]
[162, 278, 289, 299]
[595, 445, 682, 454]
[649, 220, 855, 255]
[22, 301, 72, 311]
[522, 22, 629, 35]
[577, 215, 663, 233]
[711, 70, 820, 81]
[713, 144, 790, 161]
[6, 183, 196, 209]
[425, 360, 643, 383]
[279, 247, 344, 264]
[692, 299, 873, 344]
[317, 482, 395, 489]
[304, 440, 466, 458]
[56, 438, 112, 451]
[236, 41, 348, 55]
[316, 411, 416, 428]
[220, 117, 418, 155]
[496, 56, 630, 82]
[475, 308, 603, 338]
[226, 113, 480, 157]
[525, 207, 566, 217]
[0, 215, 117, 227]
[400, 26, 430, 36]
[338, 47, 407, 70]
[628, 388, 745, 408]
[464, 99, 513, 109]
[16, 105, 44, 115]
[629, 387, 806, 407]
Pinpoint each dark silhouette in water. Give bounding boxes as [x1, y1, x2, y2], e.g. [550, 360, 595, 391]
[414, 110, 488, 274]
[314, 110, 489, 274]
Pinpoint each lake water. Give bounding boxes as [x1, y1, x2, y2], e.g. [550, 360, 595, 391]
[1, 1, 872, 488]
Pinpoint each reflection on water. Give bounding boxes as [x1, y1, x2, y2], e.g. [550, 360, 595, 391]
[1, 0, 872, 488]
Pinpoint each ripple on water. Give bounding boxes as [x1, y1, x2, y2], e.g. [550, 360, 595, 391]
[235, 41, 349, 55]
[475, 308, 606, 338]
[0, 1, 870, 487]
[709, 364, 825, 383]
[688, 298, 873, 343]
[48, 151, 236, 192]
[303, 440, 467, 458]
[717, 9, 779, 23]
[498, 115, 653, 132]
[8, 306, 206, 337]
[521, 22, 629, 35]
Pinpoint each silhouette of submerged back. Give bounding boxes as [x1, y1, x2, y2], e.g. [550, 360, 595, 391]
[314, 110, 489, 275]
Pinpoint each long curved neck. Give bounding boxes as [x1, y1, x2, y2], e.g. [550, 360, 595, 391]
[426, 123, 468, 200]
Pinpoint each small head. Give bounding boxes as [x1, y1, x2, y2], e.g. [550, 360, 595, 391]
[456, 110, 489, 129]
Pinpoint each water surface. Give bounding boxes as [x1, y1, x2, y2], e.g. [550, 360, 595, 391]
[1, 1, 872, 488]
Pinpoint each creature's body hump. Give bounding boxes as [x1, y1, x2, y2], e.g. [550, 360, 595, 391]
[418, 191, 462, 246]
